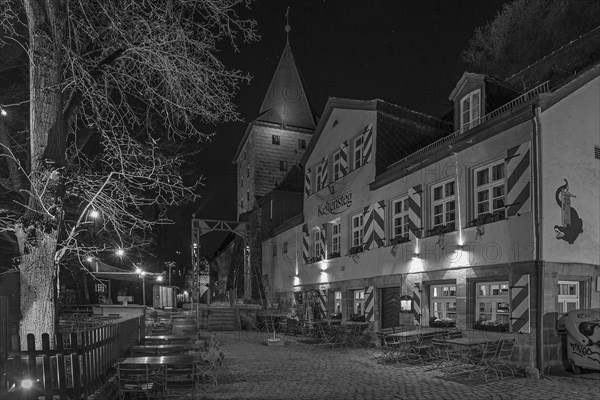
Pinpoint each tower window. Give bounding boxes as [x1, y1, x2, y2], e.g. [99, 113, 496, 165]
[298, 139, 306, 149]
[280, 161, 288, 171]
[272, 135, 280, 145]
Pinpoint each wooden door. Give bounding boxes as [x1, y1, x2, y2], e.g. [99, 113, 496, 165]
[381, 287, 401, 329]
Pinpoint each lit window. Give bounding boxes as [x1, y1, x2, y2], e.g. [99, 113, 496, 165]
[476, 281, 510, 326]
[331, 222, 341, 256]
[430, 284, 457, 321]
[298, 139, 306, 149]
[283, 242, 288, 253]
[334, 290, 342, 314]
[353, 136, 363, 170]
[431, 180, 456, 231]
[392, 197, 410, 241]
[351, 214, 364, 248]
[280, 160, 288, 171]
[354, 289, 365, 315]
[474, 161, 505, 218]
[316, 163, 323, 191]
[272, 244, 277, 258]
[460, 89, 481, 130]
[272, 135, 280, 145]
[557, 281, 579, 314]
[333, 150, 342, 181]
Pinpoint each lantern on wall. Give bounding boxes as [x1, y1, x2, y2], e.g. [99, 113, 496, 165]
[400, 295, 413, 313]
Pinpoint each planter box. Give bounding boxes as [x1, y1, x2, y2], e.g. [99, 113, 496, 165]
[429, 320, 456, 328]
[473, 323, 508, 332]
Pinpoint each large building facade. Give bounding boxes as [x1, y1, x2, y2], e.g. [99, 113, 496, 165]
[262, 35, 600, 371]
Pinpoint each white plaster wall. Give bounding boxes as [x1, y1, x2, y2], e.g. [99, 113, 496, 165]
[540, 75, 600, 265]
[298, 109, 535, 287]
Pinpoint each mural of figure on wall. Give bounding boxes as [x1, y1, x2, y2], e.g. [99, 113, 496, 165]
[553, 179, 583, 244]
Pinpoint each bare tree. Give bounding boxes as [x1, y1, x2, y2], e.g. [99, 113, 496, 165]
[0, 0, 257, 344]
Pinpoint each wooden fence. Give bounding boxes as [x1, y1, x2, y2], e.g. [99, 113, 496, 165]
[0, 316, 142, 399]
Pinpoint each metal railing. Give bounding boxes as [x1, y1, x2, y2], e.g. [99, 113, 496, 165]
[388, 80, 550, 170]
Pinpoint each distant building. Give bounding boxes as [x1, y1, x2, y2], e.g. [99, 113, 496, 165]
[264, 27, 600, 371]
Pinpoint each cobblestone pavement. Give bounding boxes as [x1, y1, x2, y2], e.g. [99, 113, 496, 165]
[185, 331, 600, 400]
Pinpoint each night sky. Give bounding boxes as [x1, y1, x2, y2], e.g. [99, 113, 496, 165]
[178, 0, 507, 259]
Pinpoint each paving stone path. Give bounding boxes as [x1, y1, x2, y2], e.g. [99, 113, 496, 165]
[184, 331, 600, 400]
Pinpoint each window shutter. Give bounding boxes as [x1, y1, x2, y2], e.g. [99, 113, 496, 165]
[506, 141, 531, 216]
[362, 124, 373, 164]
[408, 185, 423, 239]
[365, 286, 375, 322]
[304, 167, 312, 197]
[510, 274, 530, 333]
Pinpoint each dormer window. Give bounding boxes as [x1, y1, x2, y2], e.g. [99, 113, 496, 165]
[460, 89, 481, 130]
[333, 150, 341, 181]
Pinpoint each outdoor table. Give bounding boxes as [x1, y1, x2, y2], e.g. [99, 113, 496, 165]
[144, 335, 195, 345]
[118, 355, 198, 394]
[321, 318, 343, 325]
[129, 344, 186, 356]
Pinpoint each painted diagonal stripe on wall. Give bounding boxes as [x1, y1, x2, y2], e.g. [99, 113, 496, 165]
[408, 185, 423, 239]
[412, 285, 422, 325]
[320, 225, 327, 259]
[365, 286, 375, 322]
[320, 157, 328, 190]
[319, 289, 328, 318]
[305, 168, 311, 197]
[302, 234, 310, 264]
[363, 124, 373, 164]
[506, 142, 531, 216]
[510, 274, 530, 333]
[340, 141, 348, 176]
[363, 204, 374, 250]
[372, 200, 386, 249]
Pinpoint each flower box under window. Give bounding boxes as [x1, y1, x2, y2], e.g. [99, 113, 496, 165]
[349, 245, 364, 255]
[389, 235, 410, 246]
[429, 317, 456, 328]
[468, 210, 505, 228]
[473, 321, 509, 332]
[308, 256, 322, 264]
[428, 222, 455, 237]
[327, 252, 341, 260]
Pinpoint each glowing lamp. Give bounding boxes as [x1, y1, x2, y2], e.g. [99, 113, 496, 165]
[400, 295, 413, 313]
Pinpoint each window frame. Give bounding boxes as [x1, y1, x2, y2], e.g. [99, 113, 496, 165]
[474, 160, 506, 219]
[313, 230, 322, 260]
[272, 135, 280, 145]
[460, 89, 481, 130]
[475, 281, 510, 325]
[333, 150, 342, 181]
[353, 289, 365, 315]
[430, 284, 457, 321]
[334, 290, 342, 314]
[557, 280, 580, 314]
[391, 196, 410, 241]
[431, 179, 456, 230]
[351, 213, 364, 249]
[331, 221, 341, 256]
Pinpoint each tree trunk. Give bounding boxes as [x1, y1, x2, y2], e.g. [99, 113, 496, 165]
[15, 226, 58, 345]
[18, 0, 67, 346]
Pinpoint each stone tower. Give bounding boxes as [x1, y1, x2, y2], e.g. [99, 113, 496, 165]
[233, 34, 316, 219]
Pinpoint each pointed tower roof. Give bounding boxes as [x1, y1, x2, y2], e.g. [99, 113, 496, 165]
[256, 38, 316, 130]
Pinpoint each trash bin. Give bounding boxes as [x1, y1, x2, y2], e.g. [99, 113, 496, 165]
[557, 308, 600, 374]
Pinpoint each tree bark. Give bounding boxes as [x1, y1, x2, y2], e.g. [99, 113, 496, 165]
[17, 0, 67, 346]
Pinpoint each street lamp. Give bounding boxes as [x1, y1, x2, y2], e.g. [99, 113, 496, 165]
[136, 268, 146, 307]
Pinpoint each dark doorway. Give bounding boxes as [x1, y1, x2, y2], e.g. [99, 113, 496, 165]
[381, 287, 401, 329]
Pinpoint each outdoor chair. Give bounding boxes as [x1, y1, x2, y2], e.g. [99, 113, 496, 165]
[407, 332, 438, 364]
[284, 318, 299, 336]
[118, 363, 163, 400]
[376, 328, 401, 362]
[442, 340, 502, 382]
[486, 339, 517, 379]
